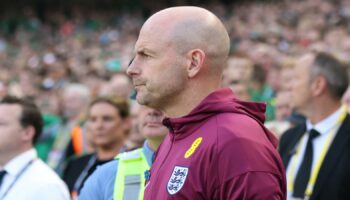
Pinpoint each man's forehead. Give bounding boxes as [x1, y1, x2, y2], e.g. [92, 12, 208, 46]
[0, 104, 21, 119]
[134, 33, 173, 54]
[89, 106, 119, 117]
[134, 29, 154, 51]
[135, 15, 177, 51]
[298, 54, 315, 67]
[134, 42, 155, 53]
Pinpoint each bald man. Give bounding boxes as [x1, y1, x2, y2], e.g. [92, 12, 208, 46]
[127, 7, 286, 200]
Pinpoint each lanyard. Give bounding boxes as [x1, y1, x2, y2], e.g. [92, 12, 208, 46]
[71, 154, 97, 199]
[0, 159, 36, 199]
[287, 106, 347, 199]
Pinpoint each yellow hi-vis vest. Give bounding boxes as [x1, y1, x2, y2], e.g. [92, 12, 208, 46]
[113, 148, 150, 200]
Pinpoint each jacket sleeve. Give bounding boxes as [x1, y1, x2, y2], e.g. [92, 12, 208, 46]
[216, 171, 284, 200]
[211, 116, 286, 200]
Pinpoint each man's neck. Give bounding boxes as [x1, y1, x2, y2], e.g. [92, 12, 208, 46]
[147, 139, 163, 151]
[307, 100, 342, 125]
[96, 143, 123, 161]
[0, 147, 31, 167]
[163, 84, 220, 118]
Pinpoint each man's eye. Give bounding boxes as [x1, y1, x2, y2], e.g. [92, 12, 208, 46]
[140, 52, 151, 58]
[103, 116, 114, 121]
[88, 117, 96, 122]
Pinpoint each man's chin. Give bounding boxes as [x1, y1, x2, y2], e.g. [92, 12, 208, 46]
[136, 93, 147, 105]
[137, 95, 155, 107]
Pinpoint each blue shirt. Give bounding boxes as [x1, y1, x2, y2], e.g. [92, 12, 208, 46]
[78, 142, 154, 200]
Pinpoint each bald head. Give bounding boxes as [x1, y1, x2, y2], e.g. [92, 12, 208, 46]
[140, 7, 230, 71]
[128, 7, 231, 116]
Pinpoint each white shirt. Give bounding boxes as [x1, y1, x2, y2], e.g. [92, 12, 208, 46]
[286, 106, 343, 200]
[0, 149, 70, 200]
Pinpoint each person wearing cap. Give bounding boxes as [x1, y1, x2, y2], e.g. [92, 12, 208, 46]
[0, 96, 70, 200]
[78, 105, 168, 200]
[127, 6, 286, 200]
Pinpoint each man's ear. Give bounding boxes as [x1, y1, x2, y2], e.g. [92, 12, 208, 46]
[22, 126, 35, 143]
[311, 75, 327, 97]
[186, 49, 205, 78]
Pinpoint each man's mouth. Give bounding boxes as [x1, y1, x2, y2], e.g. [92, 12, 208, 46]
[134, 84, 145, 90]
[145, 121, 163, 127]
[133, 80, 145, 87]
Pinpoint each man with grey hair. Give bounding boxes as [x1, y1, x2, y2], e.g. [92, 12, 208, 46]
[128, 6, 286, 199]
[48, 83, 92, 173]
[279, 52, 350, 200]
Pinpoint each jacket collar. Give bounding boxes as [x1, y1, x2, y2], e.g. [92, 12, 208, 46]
[162, 88, 270, 141]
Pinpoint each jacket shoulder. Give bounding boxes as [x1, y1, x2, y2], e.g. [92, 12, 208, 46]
[214, 112, 270, 142]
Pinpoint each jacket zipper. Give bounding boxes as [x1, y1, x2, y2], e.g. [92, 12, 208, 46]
[151, 130, 176, 199]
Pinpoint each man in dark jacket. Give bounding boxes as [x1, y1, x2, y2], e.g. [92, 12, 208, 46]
[279, 52, 350, 200]
[127, 6, 286, 200]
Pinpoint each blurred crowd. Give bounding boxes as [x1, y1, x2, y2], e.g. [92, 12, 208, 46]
[1, 0, 350, 198]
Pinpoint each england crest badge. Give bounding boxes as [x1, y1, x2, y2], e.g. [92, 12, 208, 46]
[167, 166, 189, 195]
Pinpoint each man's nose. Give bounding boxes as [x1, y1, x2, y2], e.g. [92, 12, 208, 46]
[127, 58, 140, 77]
[94, 119, 104, 130]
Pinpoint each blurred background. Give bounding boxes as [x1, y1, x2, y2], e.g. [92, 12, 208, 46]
[1, 0, 350, 175]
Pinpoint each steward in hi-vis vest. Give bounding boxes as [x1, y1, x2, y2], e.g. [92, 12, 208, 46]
[113, 148, 149, 200]
[78, 106, 168, 200]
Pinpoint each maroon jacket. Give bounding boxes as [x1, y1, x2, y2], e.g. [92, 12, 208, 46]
[144, 88, 286, 200]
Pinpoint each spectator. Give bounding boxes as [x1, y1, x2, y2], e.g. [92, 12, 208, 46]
[249, 63, 276, 121]
[78, 106, 168, 200]
[279, 52, 350, 200]
[63, 96, 130, 199]
[265, 91, 293, 137]
[106, 73, 133, 99]
[124, 100, 146, 150]
[222, 55, 253, 86]
[47, 83, 92, 174]
[0, 96, 70, 200]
